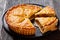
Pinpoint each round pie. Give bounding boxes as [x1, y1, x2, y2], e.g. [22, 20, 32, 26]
[5, 4, 58, 35]
[5, 4, 42, 35]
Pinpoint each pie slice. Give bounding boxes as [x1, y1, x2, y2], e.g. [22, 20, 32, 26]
[23, 4, 42, 19]
[35, 17, 58, 33]
[5, 5, 27, 24]
[19, 18, 36, 35]
[35, 6, 56, 17]
[8, 18, 36, 35]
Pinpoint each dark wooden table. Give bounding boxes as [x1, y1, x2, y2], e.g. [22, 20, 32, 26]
[0, 0, 60, 40]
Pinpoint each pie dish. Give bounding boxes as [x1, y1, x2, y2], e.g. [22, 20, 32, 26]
[35, 6, 56, 17]
[35, 17, 58, 33]
[5, 4, 58, 35]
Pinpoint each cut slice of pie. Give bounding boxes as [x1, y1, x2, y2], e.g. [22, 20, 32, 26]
[23, 4, 42, 19]
[35, 6, 56, 17]
[19, 18, 36, 35]
[8, 18, 36, 35]
[35, 17, 58, 33]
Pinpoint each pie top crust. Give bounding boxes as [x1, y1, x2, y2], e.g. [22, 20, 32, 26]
[35, 17, 57, 26]
[5, 4, 58, 35]
[6, 4, 42, 18]
[5, 4, 43, 35]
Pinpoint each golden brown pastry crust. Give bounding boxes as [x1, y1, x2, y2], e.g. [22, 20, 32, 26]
[8, 18, 36, 35]
[35, 17, 58, 33]
[5, 4, 42, 35]
[23, 4, 42, 18]
[35, 6, 56, 17]
[5, 4, 58, 35]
